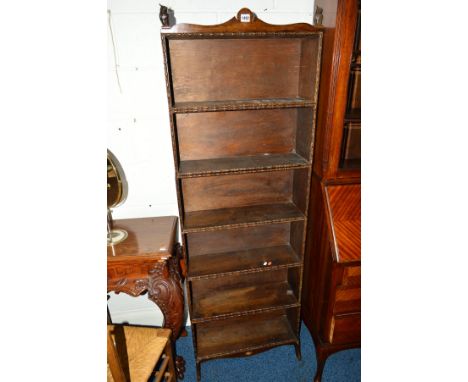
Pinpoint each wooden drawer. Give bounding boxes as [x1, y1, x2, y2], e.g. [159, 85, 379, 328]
[340, 265, 360, 288]
[333, 286, 360, 314]
[329, 313, 360, 344]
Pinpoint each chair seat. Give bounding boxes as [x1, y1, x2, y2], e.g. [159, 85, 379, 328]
[108, 325, 170, 382]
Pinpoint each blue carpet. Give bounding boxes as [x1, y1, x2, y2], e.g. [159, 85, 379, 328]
[175, 322, 360, 381]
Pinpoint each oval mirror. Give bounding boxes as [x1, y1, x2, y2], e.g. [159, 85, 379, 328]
[107, 149, 128, 246]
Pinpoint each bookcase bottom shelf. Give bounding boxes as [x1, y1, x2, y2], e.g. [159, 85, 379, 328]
[196, 313, 298, 361]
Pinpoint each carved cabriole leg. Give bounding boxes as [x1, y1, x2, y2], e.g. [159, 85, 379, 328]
[147, 261, 184, 339]
[175, 355, 186, 379]
[147, 260, 185, 379]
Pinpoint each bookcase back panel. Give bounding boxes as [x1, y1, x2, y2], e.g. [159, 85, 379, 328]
[193, 267, 288, 293]
[176, 109, 296, 160]
[181, 171, 293, 212]
[168, 37, 320, 102]
[187, 223, 290, 256]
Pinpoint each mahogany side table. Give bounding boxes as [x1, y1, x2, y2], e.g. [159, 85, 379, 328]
[107, 216, 186, 378]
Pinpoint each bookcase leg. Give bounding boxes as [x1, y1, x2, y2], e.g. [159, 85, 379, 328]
[294, 343, 302, 361]
[196, 362, 201, 382]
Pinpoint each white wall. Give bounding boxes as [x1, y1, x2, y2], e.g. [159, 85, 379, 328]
[107, 0, 316, 327]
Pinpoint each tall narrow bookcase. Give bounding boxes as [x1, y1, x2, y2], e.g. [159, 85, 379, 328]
[161, 8, 322, 380]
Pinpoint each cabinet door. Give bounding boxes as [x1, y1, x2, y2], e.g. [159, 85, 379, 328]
[339, 5, 361, 170]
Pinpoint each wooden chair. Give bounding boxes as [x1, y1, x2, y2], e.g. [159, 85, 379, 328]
[107, 325, 177, 382]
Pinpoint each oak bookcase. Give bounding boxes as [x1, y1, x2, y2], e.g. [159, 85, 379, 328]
[161, 8, 322, 380]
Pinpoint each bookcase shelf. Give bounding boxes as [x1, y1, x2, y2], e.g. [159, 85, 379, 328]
[188, 244, 301, 280]
[172, 98, 315, 113]
[161, 8, 322, 380]
[183, 203, 305, 233]
[196, 311, 298, 361]
[178, 152, 310, 178]
[191, 279, 299, 323]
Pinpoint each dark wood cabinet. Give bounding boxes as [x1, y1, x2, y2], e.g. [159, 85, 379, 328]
[302, 1, 361, 381]
[161, 8, 323, 381]
[303, 178, 361, 382]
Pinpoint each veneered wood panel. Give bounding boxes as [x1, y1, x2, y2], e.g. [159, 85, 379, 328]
[327, 183, 360, 221]
[333, 221, 360, 262]
[341, 265, 361, 287]
[333, 287, 360, 314]
[329, 313, 360, 344]
[325, 183, 361, 263]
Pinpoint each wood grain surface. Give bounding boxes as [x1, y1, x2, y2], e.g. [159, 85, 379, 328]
[196, 311, 298, 361]
[107, 217, 177, 259]
[325, 183, 361, 263]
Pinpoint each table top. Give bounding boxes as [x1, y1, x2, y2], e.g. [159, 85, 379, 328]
[324, 183, 361, 264]
[107, 216, 178, 260]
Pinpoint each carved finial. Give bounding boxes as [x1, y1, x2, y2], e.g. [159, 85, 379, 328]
[314, 5, 323, 25]
[159, 4, 170, 28]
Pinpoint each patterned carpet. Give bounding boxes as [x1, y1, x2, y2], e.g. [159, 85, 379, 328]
[175, 322, 360, 382]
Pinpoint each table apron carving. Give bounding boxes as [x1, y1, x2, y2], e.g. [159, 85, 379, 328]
[108, 258, 184, 339]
